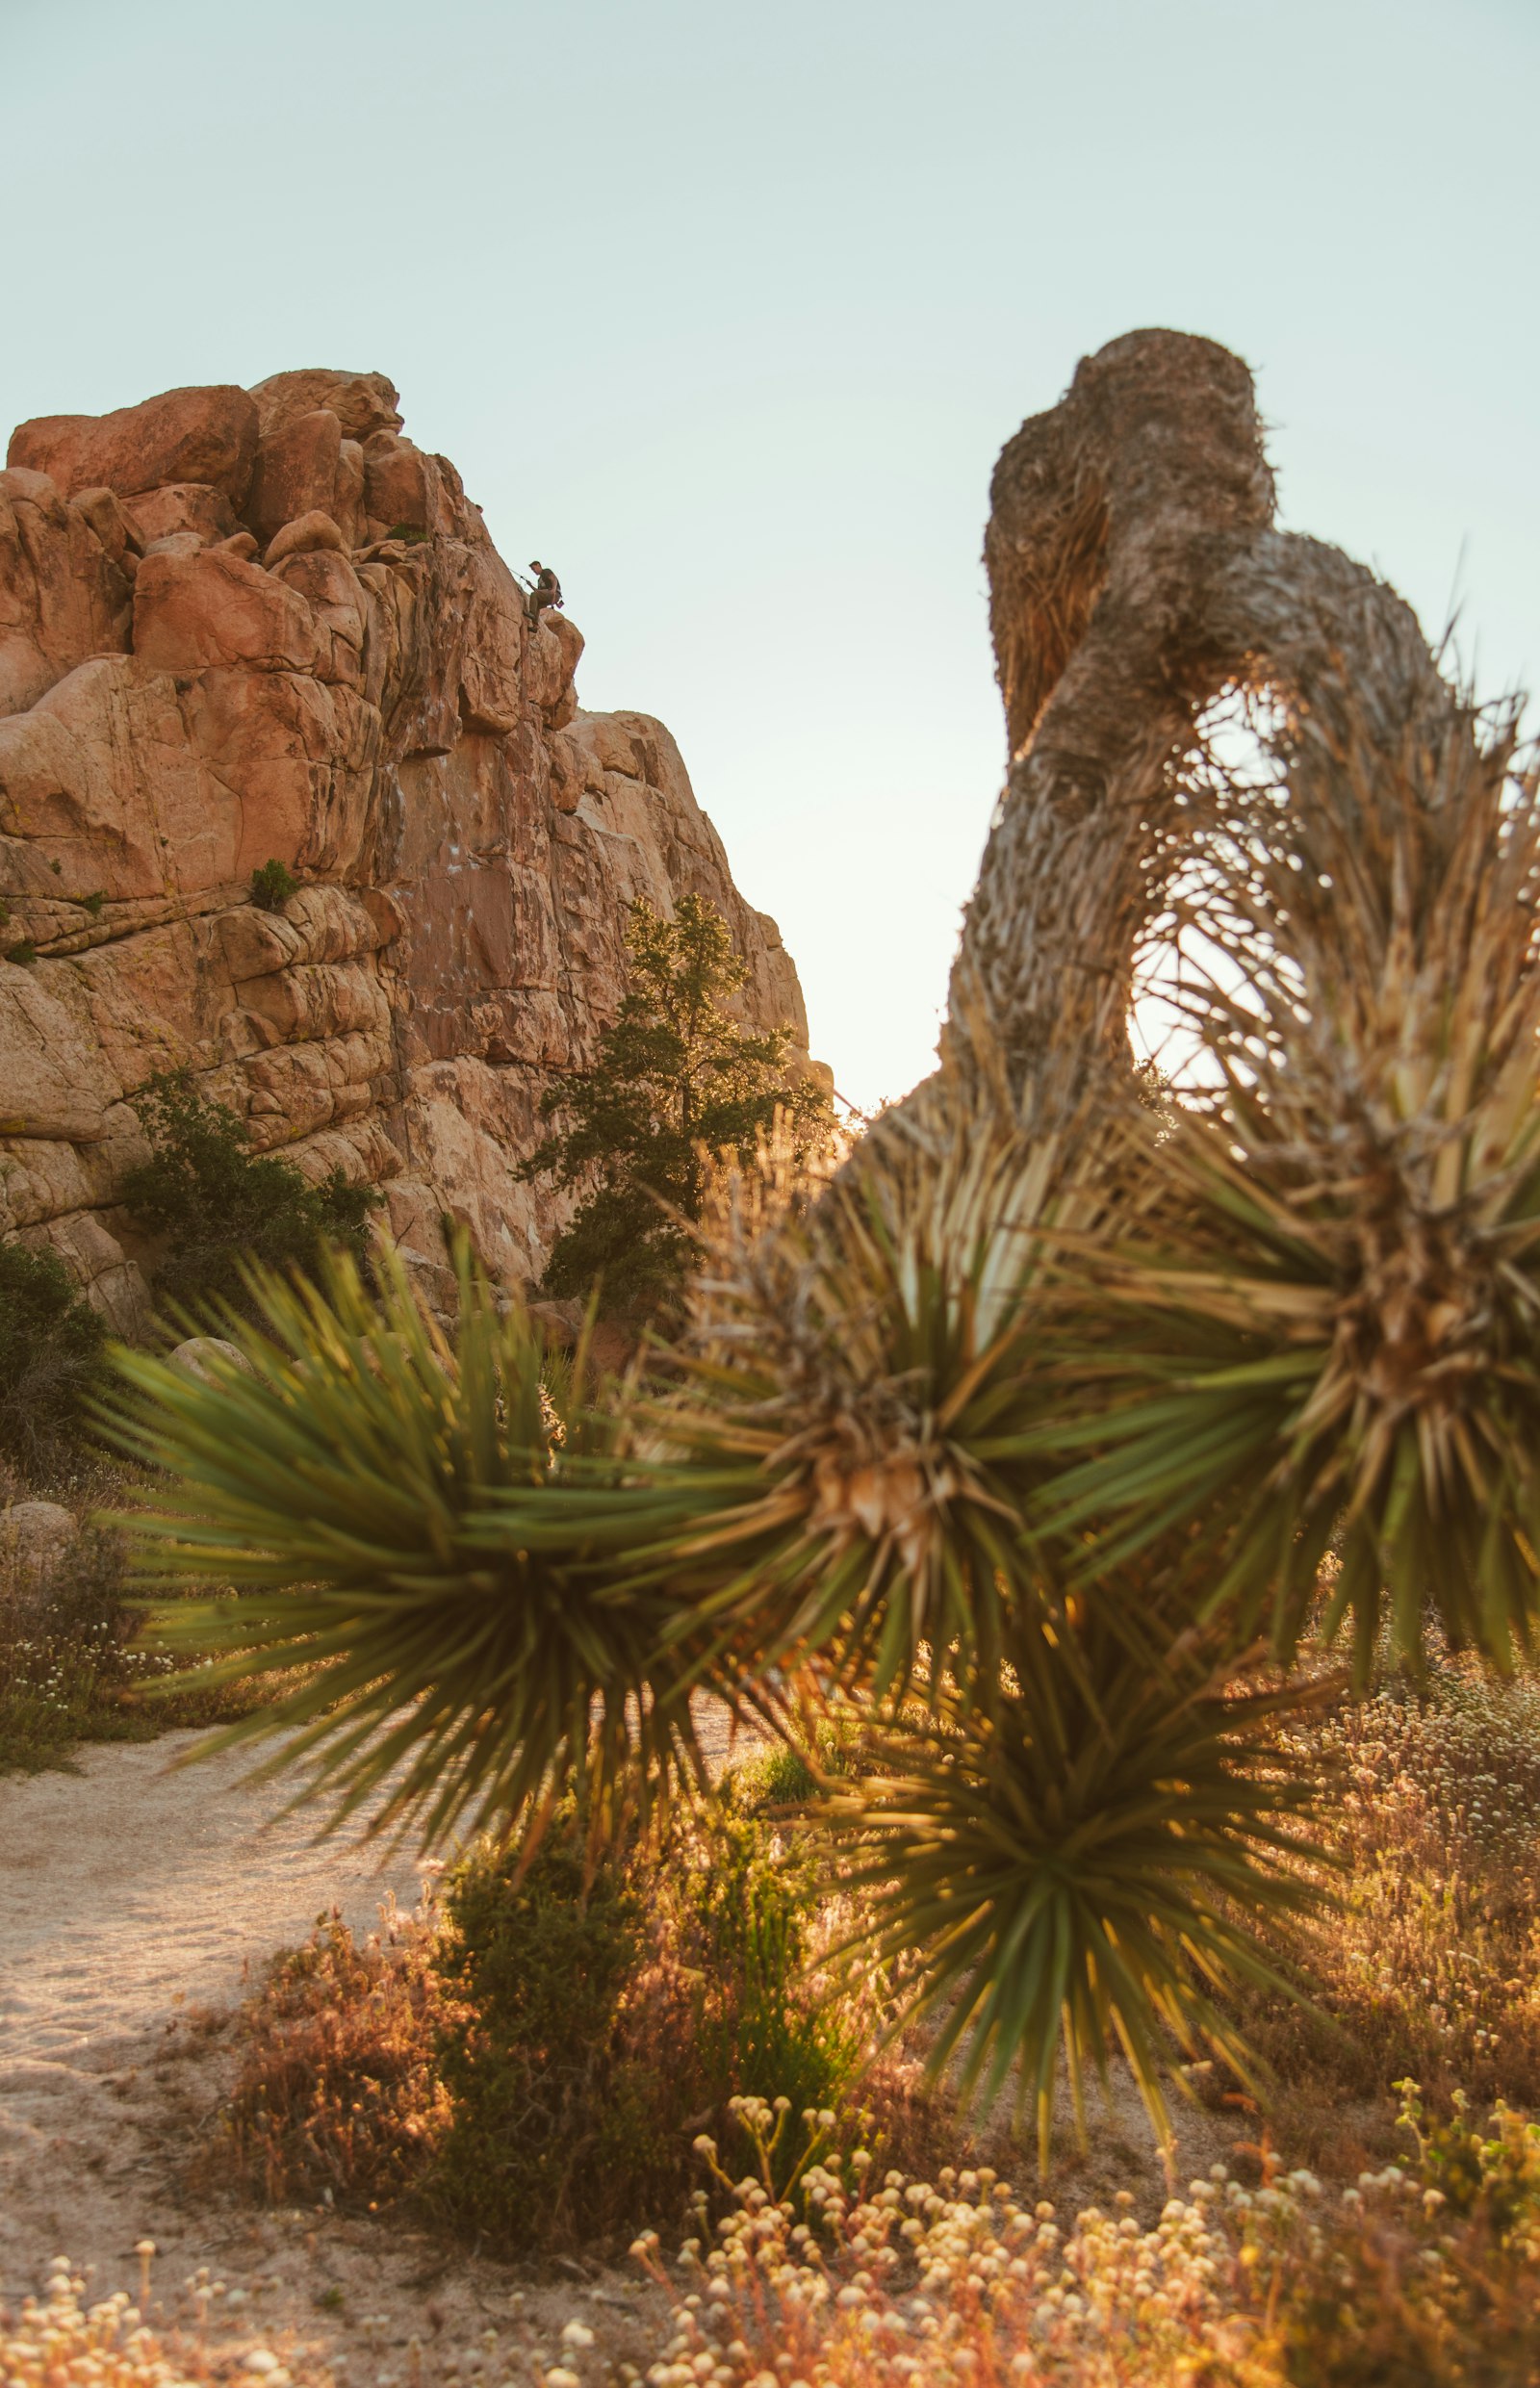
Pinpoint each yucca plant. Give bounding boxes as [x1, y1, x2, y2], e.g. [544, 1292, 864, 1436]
[1029, 695, 1540, 1678]
[826, 1601, 1327, 2165]
[105, 1091, 1324, 2151]
[647, 1097, 1116, 1703]
[107, 1244, 764, 1847]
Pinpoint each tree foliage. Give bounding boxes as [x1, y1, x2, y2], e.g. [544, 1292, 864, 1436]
[121, 1069, 380, 1323]
[525, 893, 834, 1315]
[0, 1238, 106, 1471]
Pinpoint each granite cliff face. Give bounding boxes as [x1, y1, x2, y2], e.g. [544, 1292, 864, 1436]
[0, 370, 812, 1330]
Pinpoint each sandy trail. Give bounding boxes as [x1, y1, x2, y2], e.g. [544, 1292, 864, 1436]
[0, 1719, 745, 2378]
[0, 1731, 426, 2067]
[0, 1715, 1223, 2383]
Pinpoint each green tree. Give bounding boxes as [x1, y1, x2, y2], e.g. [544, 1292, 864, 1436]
[121, 1069, 380, 1322]
[0, 1239, 107, 1472]
[525, 894, 834, 1316]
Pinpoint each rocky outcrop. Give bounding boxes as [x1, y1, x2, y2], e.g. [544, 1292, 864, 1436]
[0, 372, 815, 1329]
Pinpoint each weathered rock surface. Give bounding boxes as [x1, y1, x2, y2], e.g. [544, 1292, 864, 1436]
[1, 372, 817, 1329]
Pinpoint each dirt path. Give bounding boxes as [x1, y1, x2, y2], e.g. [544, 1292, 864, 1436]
[0, 1731, 427, 2066]
[0, 1733, 671, 2380]
[0, 1715, 1228, 2382]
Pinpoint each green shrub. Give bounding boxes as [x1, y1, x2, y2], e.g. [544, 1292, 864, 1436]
[121, 1068, 379, 1323]
[4, 939, 37, 966]
[425, 1819, 685, 2249]
[249, 858, 298, 912]
[383, 522, 430, 545]
[682, 1805, 861, 2173]
[0, 1240, 107, 1472]
[406, 1798, 870, 2251]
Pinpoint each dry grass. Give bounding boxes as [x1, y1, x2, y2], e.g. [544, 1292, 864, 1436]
[193, 1890, 458, 2216]
[1203, 1658, 1540, 2180]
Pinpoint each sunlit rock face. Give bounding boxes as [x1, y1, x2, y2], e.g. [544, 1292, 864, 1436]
[1, 372, 812, 1328]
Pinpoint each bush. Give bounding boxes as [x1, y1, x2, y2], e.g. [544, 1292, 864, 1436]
[425, 1821, 680, 2247]
[199, 1898, 453, 2211]
[0, 1523, 131, 1773]
[121, 1069, 379, 1322]
[249, 858, 298, 911]
[208, 1793, 884, 2252]
[0, 1239, 107, 1472]
[680, 1804, 863, 2181]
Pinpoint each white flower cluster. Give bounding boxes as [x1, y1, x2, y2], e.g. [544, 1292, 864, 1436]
[623, 2153, 1332, 2387]
[0, 2255, 204, 2388]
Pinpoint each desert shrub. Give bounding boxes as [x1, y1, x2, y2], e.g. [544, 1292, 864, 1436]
[423, 1799, 869, 2247]
[0, 1238, 108, 1472]
[1215, 1660, 1540, 2174]
[677, 1804, 863, 2179]
[121, 1068, 379, 1322]
[201, 1896, 454, 2212]
[209, 1795, 883, 2253]
[725, 1717, 867, 1814]
[0, 1524, 137, 1772]
[248, 857, 298, 911]
[424, 1820, 681, 2248]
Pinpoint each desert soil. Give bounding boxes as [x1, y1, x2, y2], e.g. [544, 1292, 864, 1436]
[0, 1716, 1232, 2384]
[0, 1729, 671, 2382]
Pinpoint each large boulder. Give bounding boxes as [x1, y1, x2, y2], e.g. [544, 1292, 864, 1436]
[131, 544, 321, 677]
[250, 370, 402, 444]
[244, 410, 344, 549]
[0, 1500, 77, 1607]
[0, 364, 823, 1326]
[167, 1335, 256, 1385]
[8, 385, 261, 505]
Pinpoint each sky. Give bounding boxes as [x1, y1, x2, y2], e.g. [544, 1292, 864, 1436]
[4, 0, 1536, 1112]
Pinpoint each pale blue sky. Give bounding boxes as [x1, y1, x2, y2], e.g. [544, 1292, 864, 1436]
[5, 0, 1535, 1109]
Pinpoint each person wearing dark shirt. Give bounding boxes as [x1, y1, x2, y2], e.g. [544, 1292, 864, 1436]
[527, 560, 563, 630]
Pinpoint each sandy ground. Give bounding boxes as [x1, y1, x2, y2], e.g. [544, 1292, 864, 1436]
[0, 1731, 670, 2381]
[0, 1715, 1237, 2383]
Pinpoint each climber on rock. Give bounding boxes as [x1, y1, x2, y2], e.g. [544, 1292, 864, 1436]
[526, 559, 563, 632]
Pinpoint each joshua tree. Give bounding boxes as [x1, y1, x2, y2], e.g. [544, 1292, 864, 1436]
[111, 332, 1540, 2158]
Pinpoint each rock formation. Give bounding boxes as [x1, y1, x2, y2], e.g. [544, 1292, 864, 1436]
[0, 372, 815, 1331]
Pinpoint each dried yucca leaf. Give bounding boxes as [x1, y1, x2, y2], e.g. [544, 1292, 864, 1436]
[1036, 695, 1540, 1671]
